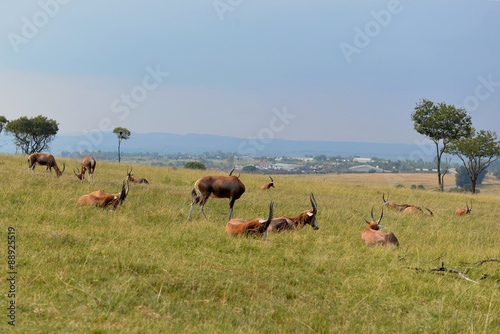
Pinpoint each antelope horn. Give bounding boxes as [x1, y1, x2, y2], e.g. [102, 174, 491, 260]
[364, 218, 370, 225]
[425, 207, 433, 216]
[74, 168, 79, 176]
[229, 167, 235, 176]
[378, 207, 383, 224]
[310, 193, 317, 213]
[269, 175, 274, 183]
[466, 201, 469, 211]
[61, 163, 65, 173]
[265, 201, 274, 223]
[370, 205, 375, 222]
[469, 200, 472, 211]
[382, 193, 389, 203]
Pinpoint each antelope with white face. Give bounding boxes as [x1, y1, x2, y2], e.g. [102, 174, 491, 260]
[226, 201, 274, 239]
[77, 180, 129, 209]
[267, 193, 319, 232]
[28, 153, 65, 177]
[362, 206, 399, 247]
[456, 201, 472, 215]
[74, 156, 96, 184]
[260, 176, 274, 190]
[126, 168, 149, 184]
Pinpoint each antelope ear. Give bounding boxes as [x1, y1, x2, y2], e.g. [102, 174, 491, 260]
[259, 219, 266, 223]
[307, 212, 314, 217]
[378, 225, 387, 229]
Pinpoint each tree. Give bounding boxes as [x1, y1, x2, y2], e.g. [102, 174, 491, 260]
[314, 154, 327, 161]
[184, 162, 206, 170]
[454, 166, 487, 188]
[0, 116, 7, 134]
[411, 99, 472, 191]
[445, 130, 500, 194]
[5, 115, 58, 155]
[242, 165, 257, 173]
[113, 127, 131, 163]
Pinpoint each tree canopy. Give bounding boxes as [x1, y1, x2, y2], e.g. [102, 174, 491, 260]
[445, 130, 500, 193]
[0, 116, 7, 134]
[5, 115, 58, 155]
[113, 127, 131, 163]
[411, 99, 472, 191]
[184, 161, 206, 170]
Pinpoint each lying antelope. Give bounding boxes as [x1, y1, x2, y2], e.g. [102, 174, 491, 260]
[126, 168, 149, 184]
[77, 180, 129, 209]
[260, 176, 274, 190]
[362, 206, 399, 247]
[267, 193, 319, 232]
[226, 201, 274, 239]
[456, 201, 472, 215]
[188, 168, 246, 221]
[28, 153, 65, 177]
[403, 206, 433, 216]
[74, 156, 96, 184]
[382, 193, 411, 211]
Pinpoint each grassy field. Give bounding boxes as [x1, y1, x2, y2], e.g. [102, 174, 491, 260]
[1, 154, 498, 333]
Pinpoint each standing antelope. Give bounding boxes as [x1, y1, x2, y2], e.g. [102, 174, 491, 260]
[188, 168, 246, 221]
[260, 176, 274, 190]
[382, 193, 411, 211]
[226, 201, 274, 239]
[267, 193, 319, 232]
[126, 168, 149, 184]
[456, 201, 472, 215]
[74, 156, 96, 184]
[28, 153, 65, 177]
[77, 180, 129, 209]
[362, 206, 399, 247]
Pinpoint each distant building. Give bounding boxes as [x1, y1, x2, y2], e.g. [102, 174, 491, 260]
[348, 164, 388, 173]
[353, 157, 373, 163]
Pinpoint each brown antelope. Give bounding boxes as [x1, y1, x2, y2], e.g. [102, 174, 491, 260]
[126, 168, 149, 184]
[188, 168, 246, 221]
[74, 156, 96, 184]
[382, 193, 411, 211]
[267, 193, 319, 232]
[226, 201, 274, 239]
[403, 206, 433, 216]
[456, 201, 472, 215]
[28, 153, 65, 177]
[77, 180, 129, 209]
[362, 206, 399, 247]
[260, 176, 274, 190]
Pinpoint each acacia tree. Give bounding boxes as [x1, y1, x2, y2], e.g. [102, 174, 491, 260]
[0, 116, 7, 134]
[113, 127, 131, 163]
[445, 130, 500, 194]
[411, 99, 472, 191]
[5, 115, 58, 155]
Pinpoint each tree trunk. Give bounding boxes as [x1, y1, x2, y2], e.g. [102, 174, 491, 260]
[435, 142, 443, 191]
[118, 139, 121, 163]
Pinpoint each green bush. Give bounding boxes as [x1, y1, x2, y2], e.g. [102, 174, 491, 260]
[184, 161, 206, 170]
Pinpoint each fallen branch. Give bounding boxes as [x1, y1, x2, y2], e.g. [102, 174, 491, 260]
[422, 253, 446, 264]
[406, 262, 479, 284]
[460, 258, 500, 266]
[398, 243, 411, 261]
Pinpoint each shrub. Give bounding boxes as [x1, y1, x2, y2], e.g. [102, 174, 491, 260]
[184, 162, 206, 170]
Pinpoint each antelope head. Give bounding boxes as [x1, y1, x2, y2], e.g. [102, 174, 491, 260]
[364, 205, 386, 230]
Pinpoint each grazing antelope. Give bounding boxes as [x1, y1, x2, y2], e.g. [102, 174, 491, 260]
[188, 168, 246, 221]
[456, 201, 472, 215]
[382, 193, 411, 211]
[403, 206, 433, 216]
[225, 201, 274, 239]
[267, 193, 319, 232]
[74, 156, 96, 184]
[77, 180, 129, 209]
[260, 176, 274, 190]
[362, 206, 399, 247]
[28, 153, 65, 177]
[126, 168, 149, 184]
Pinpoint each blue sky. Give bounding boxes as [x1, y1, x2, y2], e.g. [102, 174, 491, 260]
[1, 0, 499, 146]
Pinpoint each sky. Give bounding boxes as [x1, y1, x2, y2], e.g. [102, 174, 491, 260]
[0, 0, 499, 150]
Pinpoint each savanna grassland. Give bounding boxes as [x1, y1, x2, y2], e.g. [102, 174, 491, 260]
[0, 154, 499, 333]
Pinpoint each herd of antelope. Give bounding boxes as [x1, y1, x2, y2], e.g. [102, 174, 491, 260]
[27, 152, 474, 244]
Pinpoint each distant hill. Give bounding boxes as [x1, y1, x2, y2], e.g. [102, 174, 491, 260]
[0, 132, 435, 161]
